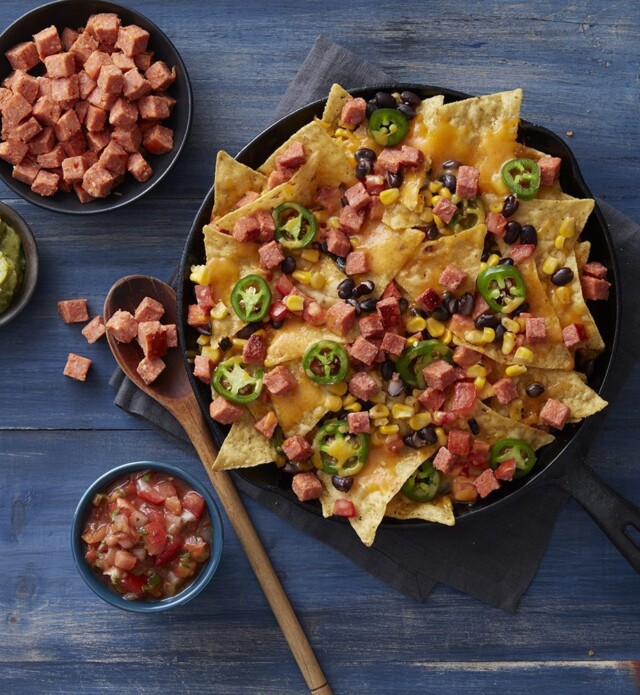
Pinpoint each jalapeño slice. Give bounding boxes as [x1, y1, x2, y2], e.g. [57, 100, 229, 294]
[312, 420, 369, 478]
[476, 265, 526, 314]
[303, 340, 349, 385]
[273, 203, 318, 249]
[500, 158, 541, 201]
[451, 196, 485, 232]
[230, 275, 271, 322]
[396, 340, 454, 389]
[490, 437, 536, 479]
[368, 108, 409, 147]
[401, 458, 441, 503]
[212, 356, 263, 404]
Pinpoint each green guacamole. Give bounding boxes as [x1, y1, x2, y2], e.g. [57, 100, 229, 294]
[0, 220, 24, 315]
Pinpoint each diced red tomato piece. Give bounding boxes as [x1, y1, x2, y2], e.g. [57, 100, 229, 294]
[138, 502, 164, 523]
[114, 549, 138, 570]
[182, 491, 205, 519]
[333, 499, 356, 518]
[136, 478, 164, 505]
[119, 572, 147, 595]
[269, 300, 290, 322]
[143, 520, 167, 556]
[154, 537, 181, 566]
[275, 274, 296, 296]
[182, 535, 209, 562]
[154, 479, 177, 500]
[163, 495, 182, 515]
[116, 497, 136, 515]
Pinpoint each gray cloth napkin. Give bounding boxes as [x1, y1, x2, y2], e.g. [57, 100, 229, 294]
[112, 36, 640, 610]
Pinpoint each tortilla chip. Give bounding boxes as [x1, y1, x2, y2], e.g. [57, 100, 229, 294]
[319, 444, 437, 547]
[575, 240, 591, 270]
[264, 320, 351, 367]
[382, 202, 428, 230]
[321, 83, 353, 128]
[471, 401, 555, 450]
[212, 411, 276, 470]
[395, 224, 486, 299]
[269, 361, 328, 437]
[385, 493, 455, 526]
[211, 151, 267, 221]
[415, 94, 445, 123]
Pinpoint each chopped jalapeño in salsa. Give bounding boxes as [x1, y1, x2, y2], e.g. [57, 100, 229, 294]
[212, 356, 263, 404]
[476, 265, 526, 314]
[302, 340, 349, 385]
[368, 108, 409, 147]
[400, 458, 441, 503]
[500, 158, 540, 200]
[230, 274, 271, 322]
[490, 437, 536, 479]
[312, 420, 369, 478]
[273, 203, 318, 249]
[396, 340, 454, 389]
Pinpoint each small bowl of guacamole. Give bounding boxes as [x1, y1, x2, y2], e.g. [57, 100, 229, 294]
[0, 201, 38, 328]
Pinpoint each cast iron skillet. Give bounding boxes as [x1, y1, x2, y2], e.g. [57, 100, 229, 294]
[178, 85, 640, 573]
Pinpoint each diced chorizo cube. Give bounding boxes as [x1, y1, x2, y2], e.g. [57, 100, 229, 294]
[108, 97, 137, 128]
[3, 93, 32, 127]
[5, 41, 40, 71]
[97, 64, 124, 95]
[258, 240, 285, 270]
[31, 169, 59, 196]
[376, 296, 401, 330]
[582, 261, 607, 279]
[339, 205, 365, 235]
[455, 165, 480, 199]
[525, 317, 547, 344]
[242, 333, 267, 366]
[374, 147, 404, 174]
[416, 287, 441, 312]
[82, 163, 116, 198]
[263, 365, 297, 396]
[87, 13, 121, 45]
[472, 294, 491, 319]
[448, 381, 477, 413]
[44, 52, 76, 79]
[344, 181, 371, 211]
[193, 355, 214, 383]
[137, 320, 168, 358]
[12, 71, 39, 104]
[61, 27, 78, 52]
[313, 185, 342, 213]
[57, 298, 89, 323]
[69, 31, 100, 65]
[417, 387, 445, 412]
[115, 25, 150, 57]
[384, 434, 404, 454]
[63, 353, 92, 382]
[266, 169, 292, 189]
[209, 396, 243, 424]
[73, 183, 94, 204]
[508, 243, 536, 264]
[539, 398, 571, 430]
[144, 60, 176, 91]
[562, 322, 587, 348]
[33, 26, 62, 60]
[538, 155, 561, 186]
[363, 175, 385, 195]
[452, 346, 482, 368]
[380, 331, 406, 356]
[291, 472, 322, 502]
[122, 68, 152, 100]
[345, 251, 370, 276]
[12, 156, 40, 185]
[134, 51, 154, 72]
[275, 141, 306, 171]
[86, 129, 112, 153]
[137, 356, 166, 385]
[486, 211, 507, 237]
[142, 124, 173, 155]
[62, 132, 87, 157]
[194, 285, 214, 311]
[112, 125, 142, 153]
[254, 411, 278, 439]
[581, 275, 610, 301]
[232, 214, 260, 243]
[397, 145, 424, 169]
[368, 196, 384, 221]
[348, 371, 380, 401]
[0, 87, 11, 111]
[325, 300, 356, 336]
[433, 446, 457, 473]
[127, 151, 152, 182]
[111, 52, 136, 72]
[494, 459, 516, 481]
[359, 315, 385, 340]
[84, 51, 113, 81]
[87, 85, 116, 111]
[74, 100, 89, 125]
[28, 127, 56, 155]
[473, 469, 500, 498]
[137, 95, 170, 120]
[350, 336, 378, 366]
[326, 228, 351, 257]
[282, 435, 313, 462]
[254, 208, 275, 242]
[340, 97, 367, 127]
[447, 429, 472, 457]
[106, 309, 138, 342]
[98, 140, 128, 175]
[84, 104, 106, 132]
[432, 196, 457, 223]
[302, 301, 326, 327]
[134, 296, 164, 322]
[13, 117, 42, 143]
[80, 315, 106, 344]
[348, 411, 371, 434]
[439, 264, 467, 291]
[492, 377, 518, 405]
[187, 303, 209, 328]
[51, 75, 79, 102]
[54, 108, 81, 142]
[234, 191, 260, 209]
[61, 155, 89, 183]
[78, 71, 97, 100]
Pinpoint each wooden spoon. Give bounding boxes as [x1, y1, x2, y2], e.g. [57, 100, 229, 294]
[104, 275, 332, 695]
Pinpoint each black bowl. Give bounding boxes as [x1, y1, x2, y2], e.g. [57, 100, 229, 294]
[177, 85, 619, 525]
[0, 0, 192, 214]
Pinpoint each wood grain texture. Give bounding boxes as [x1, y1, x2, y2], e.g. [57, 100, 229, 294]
[1, 0, 639, 692]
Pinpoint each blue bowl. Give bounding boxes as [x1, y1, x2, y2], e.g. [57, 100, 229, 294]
[71, 461, 223, 613]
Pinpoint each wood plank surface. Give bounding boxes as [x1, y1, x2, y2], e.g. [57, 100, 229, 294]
[1, 0, 639, 693]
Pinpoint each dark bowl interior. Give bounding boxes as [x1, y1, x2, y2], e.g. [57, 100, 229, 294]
[177, 84, 620, 527]
[0, 0, 192, 215]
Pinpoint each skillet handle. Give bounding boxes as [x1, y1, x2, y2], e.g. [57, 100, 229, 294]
[555, 461, 640, 574]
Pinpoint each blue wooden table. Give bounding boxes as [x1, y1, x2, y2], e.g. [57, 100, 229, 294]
[1, 1, 639, 692]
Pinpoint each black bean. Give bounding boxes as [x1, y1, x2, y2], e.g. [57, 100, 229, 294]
[520, 224, 538, 246]
[403, 433, 419, 449]
[400, 90, 421, 106]
[366, 100, 378, 118]
[281, 255, 296, 275]
[425, 223, 440, 240]
[355, 147, 377, 161]
[236, 322, 261, 339]
[499, 257, 515, 266]
[397, 103, 416, 119]
[418, 425, 438, 445]
[386, 171, 403, 188]
[501, 194, 519, 218]
[551, 267, 574, 286]
[442, 159, 461, 170]
[332, 475, 354, 492]
[360, 297, 378, 313]
[380, 359, 395, 381]
[481, 252, 490, 263]
[219, 337, 232, 351]
[340, 196, 349, 207]
[196, 326, 212, 336]
[475, 312, 499, 329]
[421, 329, 432, 340]
[284, 461, 313, 474]
[438, 173, 457, 194]
[445, 296, 459, 315]
[398, 297, 409, 314]
[334, 256, 347, 273]
[512, 301, 529, 316]
[337, 278, 355, 299]
[431, 306, 451, 322]
[494, 324, 506, 341]
[504, 220, 522, 244]
[410, 307, 427, 318]
[387, 374, 404, 397]
[355, 159, 372, 179]
[374, 91, 397, 108]
[270, 318, 284, 330]
[346, 297, 361, 315]
[525, 382, 545, 398]
[458, 292, 474, 316]
[467, 418, 480, 435]
[441, 291, 453, 303]
[354, 280, 375, 296]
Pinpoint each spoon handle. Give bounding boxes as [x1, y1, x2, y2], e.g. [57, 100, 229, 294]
[176, 399, 332, 695]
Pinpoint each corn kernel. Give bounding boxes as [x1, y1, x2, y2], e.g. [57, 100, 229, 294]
[325, 394, 343, 412]
[369, 404, 390, 419]
[426, 317, 446, 337]
[506, 364, 528, 377]
[284, 294, 304, 312]
[344, 402, 362, 412]
[479, 261, 488, 272]
[464, 329, 485, 345]
[201, 346, 221, 363]
[431, 195, 441, 207]
[406, 316, 427, 333]
[478, 382, 494, 400]
[335, 128, 348, 138]
[435, 427, 447, 447]
[554, 235, 566, 250]
[349, 236, 361, 248]
[406, 336, 420, 347]
[231, 338, 247, 349]
[502, 331, 516, 355]
[301, 249, 320, 262]
[210, 301, 229, 320]
[392, 403, 414, 419]
[343, 394, 357, 406]
[292, 270, 311, 285]
[502, 296, 525, 314]
[373, 417, 389, 427]
[371, 430, 385, 446]
[509, 399, 524, 421]
[409, 413, 432, 430]
[325, 382, 348, 396]
[466, 365, 487, 379]
[196, 334, 211, 346]
[420, 208, 434, 223]
[379, 424, 400, 435]
[380, 188, 400, 205]
[328, 216, 340, 229]
[433, 214, 445, 229]
[429, 181, 443, 193]
[310, 272, 325, 290]
[516, 316, 527, 331]
[542, 257, 560, 275]
[474, 376, 486, 390]
[555, 286, 571, 304]
[487, 254, 501, 267]
[559, 217, 576, 239]
[515, 346, 534, 363]
[189, 265, 206, 284]
[501, 317, 520, 333]
[405, 396, 417, 407]
[489, 202, 503, 213]
[369, 392, 387, 404]
[441, 329, 453, 345]
[439, 186, 452, 200]
[482, 327, 496, 343]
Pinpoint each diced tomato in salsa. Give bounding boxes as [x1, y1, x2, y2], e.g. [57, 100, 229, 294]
[182, 491, 205, 519]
